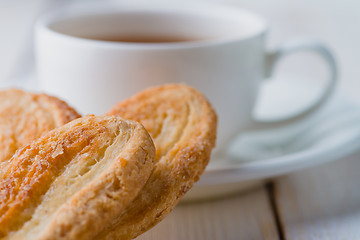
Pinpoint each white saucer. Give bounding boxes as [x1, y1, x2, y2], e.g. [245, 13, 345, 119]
[184, 81, 360, 201]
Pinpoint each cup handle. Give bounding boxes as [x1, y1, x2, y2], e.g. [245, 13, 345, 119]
[246, 39, 338, 131]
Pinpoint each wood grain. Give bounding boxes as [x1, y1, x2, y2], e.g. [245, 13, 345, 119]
[136, 186, 279, 240]
[274, 152, 360, 240]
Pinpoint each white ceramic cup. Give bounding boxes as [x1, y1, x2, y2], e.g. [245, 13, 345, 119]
[35, 3, 337, 152]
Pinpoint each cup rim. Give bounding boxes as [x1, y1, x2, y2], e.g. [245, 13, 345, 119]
[35, 2, 268, 49]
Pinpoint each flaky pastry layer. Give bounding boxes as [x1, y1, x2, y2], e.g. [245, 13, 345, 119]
[0, 89, 80, 164]
[0, 116, 155, 240]
[103, 84, 217, 239]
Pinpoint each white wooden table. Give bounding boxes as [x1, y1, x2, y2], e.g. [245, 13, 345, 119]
[137, 151, 360, 239]
[1, 0, 360, 239]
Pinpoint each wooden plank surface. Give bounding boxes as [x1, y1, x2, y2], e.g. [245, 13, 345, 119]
[137, 186, 280, 240]
[274, 151, 360, 240]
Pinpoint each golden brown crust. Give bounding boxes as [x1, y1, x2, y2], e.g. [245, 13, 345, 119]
[103, 84, 217, 239]
[0, 115, 156, 240]
[0, 89, 80, 164]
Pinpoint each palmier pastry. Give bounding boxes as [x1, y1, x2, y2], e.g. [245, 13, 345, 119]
[103, 84, 217, 239]
[0, 89, 80, 164]
[0, 116, 156, 240]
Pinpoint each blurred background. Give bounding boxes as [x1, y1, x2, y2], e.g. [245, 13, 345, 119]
[0, 0, 359, 102]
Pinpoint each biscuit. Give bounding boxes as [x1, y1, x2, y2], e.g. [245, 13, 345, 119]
[0, 89, 80, 164]
[0, 115, 156, 240]
[102, 84, 217, 239]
